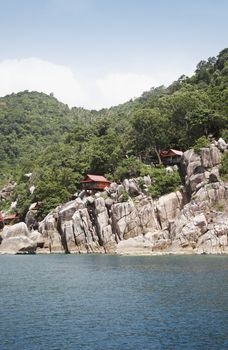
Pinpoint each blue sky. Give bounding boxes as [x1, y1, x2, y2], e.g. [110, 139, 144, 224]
[0, 0, 227, 109]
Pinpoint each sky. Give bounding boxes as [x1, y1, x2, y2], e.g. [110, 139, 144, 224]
[0, 0, 227, 110]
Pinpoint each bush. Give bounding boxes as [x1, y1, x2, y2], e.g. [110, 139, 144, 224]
[220, 152, 228, 181]
[221, 129, 228, 143]
[120, 191, 129, 202]
[114, 157, 145, 182]
[193, 136, 209, 153]
[148, 168, 182, 198]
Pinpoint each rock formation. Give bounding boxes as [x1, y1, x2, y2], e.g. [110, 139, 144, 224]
[0, 140, 227, 255]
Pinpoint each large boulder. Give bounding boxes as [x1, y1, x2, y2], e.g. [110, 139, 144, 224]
[0, 236, 36, 254]
[156, 191, 184, 230]
[1, 222, 29, 239]
[0, 222, 36, 254]
[116, 235, 153, 255]
[217, 138, 227, 152]
[181, 146, 222, 195]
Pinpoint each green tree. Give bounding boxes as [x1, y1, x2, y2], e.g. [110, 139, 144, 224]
[131, 108, 168, 163]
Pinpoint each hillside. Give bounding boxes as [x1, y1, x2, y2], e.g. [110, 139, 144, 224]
[0, 91, 94, 175]
[0, 48, 227, 219]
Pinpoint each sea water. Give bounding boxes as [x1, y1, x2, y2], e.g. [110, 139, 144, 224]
[0, 255, 227, 350]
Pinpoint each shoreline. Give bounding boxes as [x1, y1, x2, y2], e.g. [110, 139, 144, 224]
[1, 250, 228, 256]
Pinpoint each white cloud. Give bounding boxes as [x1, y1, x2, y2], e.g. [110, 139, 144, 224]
[0, 57, 184, 110]
[96, 73, 154, 108]
[0, 58, 86, 107]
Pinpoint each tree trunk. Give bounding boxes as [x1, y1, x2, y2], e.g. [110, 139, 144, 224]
[155, 147, 162, 165]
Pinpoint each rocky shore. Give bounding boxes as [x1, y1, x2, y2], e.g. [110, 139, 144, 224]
[0, 141, 227, 255]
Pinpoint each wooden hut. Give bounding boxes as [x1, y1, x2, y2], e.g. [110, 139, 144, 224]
[160, 149, 183, 166]
[81, 175, 111, 191]
[3, 213, 20, 225]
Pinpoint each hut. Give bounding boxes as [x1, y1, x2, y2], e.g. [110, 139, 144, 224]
[3, 213, 20, 225]
[160, 149, 183, 166]
[81, 175, 111, 191]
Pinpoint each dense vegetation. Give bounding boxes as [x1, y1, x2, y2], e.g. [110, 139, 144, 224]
[0, 48, 227, 219]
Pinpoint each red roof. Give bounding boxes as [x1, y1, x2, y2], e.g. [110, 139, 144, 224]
[81, 175, 110, 183]
[4, 214, 20, 221]
[160, 149, 183, 158]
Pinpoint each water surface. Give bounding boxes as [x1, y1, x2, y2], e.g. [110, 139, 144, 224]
[0, 255, 227, 349]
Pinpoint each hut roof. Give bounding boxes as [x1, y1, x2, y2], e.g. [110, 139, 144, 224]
[81, 175, 110, 183]
[160, 149, 183, 158]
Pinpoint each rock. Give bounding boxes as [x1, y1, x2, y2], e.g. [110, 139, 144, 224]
[70, 208, 100, 253]
[0, 236, 36, 254]
[117, 184, 124, 197]
[32, 152, 228, 256]
[143, 175, 151, 186]
[166, 166, 173, 174]
[39, 213, 63, 252]
[25, 210, 39, 230]
[217, 137, 227, 151]
[182, 150, 201, 179]
[116, 235, 153, 255]
[128, 179, 140, 196]
[209, 146, 221, 166]
[199, 146, 220, 169]
[29, 185, 35, 194]
[94, 197, 106, 214]
[105, 198, 114, 208]
[209, 168, 220, 183]
[78, 190, 86, 199]
[2, 222, 29, 239]
[108, 182, 118, 193]
[156, 191, 184, 229]
[123, 179, 130, 193]
[59, 199, 84, 221]
[200, 148, 213, 168]
[0, 222, 37, 254]
[29, 230, 45, 247]
[84, 196, 94, 205]
[188, 173, 205, 193]
[193, 213, 207, 234]
[10, 201, 17, 211]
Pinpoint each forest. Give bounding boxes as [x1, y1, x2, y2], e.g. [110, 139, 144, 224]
[0, 48, 227, 219]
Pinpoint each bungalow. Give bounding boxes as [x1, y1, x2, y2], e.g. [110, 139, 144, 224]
[81, 175, 111, 191]
[160, 149, 183, 166]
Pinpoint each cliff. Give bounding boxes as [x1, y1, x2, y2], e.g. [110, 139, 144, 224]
[0, 141, 227, 255]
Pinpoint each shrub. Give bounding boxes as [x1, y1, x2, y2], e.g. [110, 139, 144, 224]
[114, 157, 146, 182]
[193, 136, 209, 153]
[213, 201, 225, 212]
[120, 191, 129, 202]
[221, 129, 228, 143]
[148, 169, 182, 198]
[220, 152, 228, 181]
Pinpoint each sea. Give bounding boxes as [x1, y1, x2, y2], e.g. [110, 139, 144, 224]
[0, 254, 227, 350]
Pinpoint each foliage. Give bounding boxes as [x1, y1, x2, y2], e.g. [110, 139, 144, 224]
[221, 129, 228, 143]
[213, 201, 225, 212]
[193, 136, 210, 153]
[148, 168, 182, 198]
[120, 191, 129, 202]
[114, 157, 146, 182]
[219, 152, 228, 181]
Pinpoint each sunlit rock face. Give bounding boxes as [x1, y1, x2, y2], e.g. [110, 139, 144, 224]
[1, 143, 227, 255]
